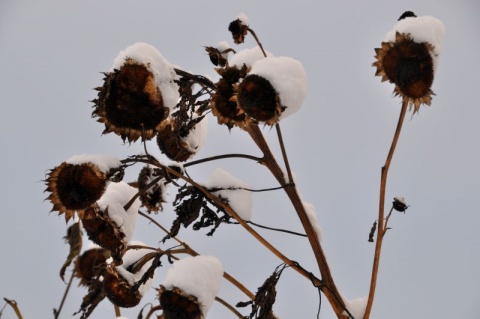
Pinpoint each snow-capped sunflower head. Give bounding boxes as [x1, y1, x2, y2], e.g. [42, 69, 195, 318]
[234, 73, 281, 125]
[103, 265, 142, 308]
[158, 285, 203, 319]
[373, 12, 445, 113]
[92, 43, 179, 143]
[74, 247, 109, 287]
[228, 13, 249, 44]
[45, 162, 107, 221]
[232, 56, 306, 125]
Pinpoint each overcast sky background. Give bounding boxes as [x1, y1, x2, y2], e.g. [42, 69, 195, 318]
[1, 1, 479, 318]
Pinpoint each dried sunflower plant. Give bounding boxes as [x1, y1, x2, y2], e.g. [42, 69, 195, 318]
[2, 11, 445, 319]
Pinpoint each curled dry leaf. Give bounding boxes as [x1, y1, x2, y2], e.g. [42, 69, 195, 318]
[60, 222, 83, 282]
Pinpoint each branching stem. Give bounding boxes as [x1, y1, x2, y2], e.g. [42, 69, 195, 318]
[364, 98, 409, 319]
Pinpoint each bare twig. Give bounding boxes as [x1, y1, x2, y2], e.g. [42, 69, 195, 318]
[138, 211, 255, 301]
[54, 270, 75, 319]
[364, 98, 409, 319]
[184, 153, 264, 167]
[275, 123, 294, 184]
[2, 298, 23, 319]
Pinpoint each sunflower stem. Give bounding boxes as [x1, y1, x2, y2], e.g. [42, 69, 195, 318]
[364, 98, 409, 319]
[246, 124, 349, 318]
[247, 27, 267, 58]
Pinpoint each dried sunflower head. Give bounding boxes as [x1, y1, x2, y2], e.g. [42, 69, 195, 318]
[156, 118, 195, 162]
[233, 74, 282, 125]
[210, 65, 249, 129]
[45, 162, 107, 222]
[92, 43, 179, 142]
[103, 266, 142, 308]
[373, 13, 445, 113]
[158, 285, 203, 319]
[74, 247, 109, 287]
[92, 60, 169, 142]
[81, 205, 126, 264]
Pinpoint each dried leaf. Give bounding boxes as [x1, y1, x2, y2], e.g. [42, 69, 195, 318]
[368, 220, 377, 243]
[60, 222, 83, 282]
[240, 264, 286, 319]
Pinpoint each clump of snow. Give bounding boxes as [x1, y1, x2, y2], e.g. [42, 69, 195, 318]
[248, 56, 307, 120]
[116, 241, 156, 297]
[111, 42, 180, 112]
[303, 202, 322, 242]
[66, 154, 121, 173]
[182, 113, 208, 155]
[237, 12, 249, 26]
[162, 256, 223, 316]
[342, 296, 368, 319]
[204, 168, 253, 221]
[230, 46, 274, 68]
[394, 196, 407, 206]
[386, 16, 446, 71]
[97, 182, 140, 242]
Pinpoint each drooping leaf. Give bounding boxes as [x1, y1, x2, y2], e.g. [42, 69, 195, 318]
[60, 222, 83, 281]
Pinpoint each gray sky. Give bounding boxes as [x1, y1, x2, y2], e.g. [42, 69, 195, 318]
[1, 1, 479, 318]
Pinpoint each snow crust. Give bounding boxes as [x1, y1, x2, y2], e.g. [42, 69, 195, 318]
[66, 154, 121, 173]
[97, 182, 140, 242]
[162, 256, 223, 316]
[237, 12, 249, 26]
[386, 16, 446, 70]
[182, 113, 208, 156]
[342, 296, 367, 319]
[111, 42, 180, 112]
[303, 201, 322, 242]
[248, 56, 307, 120]
[204, 168, 253, 221]
[230, 46, 273, 68]
[394, 196, 407, 206]
[116, 241, 155, 297]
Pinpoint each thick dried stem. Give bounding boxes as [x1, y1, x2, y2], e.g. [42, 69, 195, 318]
[246, 124, 348, 318]
[364, 99, 409, 319]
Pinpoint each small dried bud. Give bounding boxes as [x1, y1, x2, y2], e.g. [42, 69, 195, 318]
[228, 18, 248, 44]
[393, 196, 408, 213]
